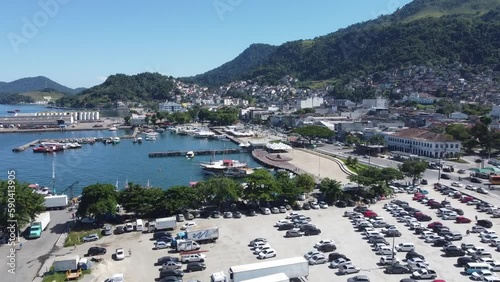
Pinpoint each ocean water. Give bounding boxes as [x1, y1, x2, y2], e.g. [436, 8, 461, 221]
[0, 105, 260, 196]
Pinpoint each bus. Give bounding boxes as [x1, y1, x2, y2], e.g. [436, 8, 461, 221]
[490, 175, 500, 185]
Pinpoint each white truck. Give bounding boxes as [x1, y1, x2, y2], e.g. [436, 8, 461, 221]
[174, 239, 200, 252]
[148, 217, 176, 232]
[228, 257, 309, 282]
[44, 195, 68, 210]
[53, 255, 79, 272]
[181, 253, 206, 263]
[28, 212, 50, 239]
[185, 227, 219, 244]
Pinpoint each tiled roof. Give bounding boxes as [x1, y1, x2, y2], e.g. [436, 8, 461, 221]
[391, 128, 456, 142]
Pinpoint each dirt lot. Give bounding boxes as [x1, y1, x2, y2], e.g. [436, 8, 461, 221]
[74, 184, 500, 282]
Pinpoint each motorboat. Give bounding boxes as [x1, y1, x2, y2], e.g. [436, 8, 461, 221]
[224, 167, 254, 178]
[111, 137, 120, 144]
[109, 126, 117, 131]
[137, 137, 143, 144]
[145, 134, 157, 141]
[33, 144, 64, 153]
[186, 151, 195, 158]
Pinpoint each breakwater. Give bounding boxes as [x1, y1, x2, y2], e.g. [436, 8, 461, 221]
[149, 148, 242, 158]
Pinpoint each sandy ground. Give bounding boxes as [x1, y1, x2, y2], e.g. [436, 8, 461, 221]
[287, 149, 351, 184]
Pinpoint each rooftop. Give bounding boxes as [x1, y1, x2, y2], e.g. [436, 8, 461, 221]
[391, 128, 456, 143]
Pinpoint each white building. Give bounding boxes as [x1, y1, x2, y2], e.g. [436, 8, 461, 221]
[296, 96, 324, 110]
[490, 105, 500, 129]
[449, 112, 468, 120]
[404, 93, 436, 105]
[362, 97, 388, 109]
[159, 101, 183, 113]
[385, 128, 461, 159]
[130, 114, 147, 126]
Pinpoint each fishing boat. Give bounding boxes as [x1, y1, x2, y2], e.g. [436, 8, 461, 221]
[186, 151, 195, 159]
[200, 159, 248, 176]
[33, 144, 64, 153]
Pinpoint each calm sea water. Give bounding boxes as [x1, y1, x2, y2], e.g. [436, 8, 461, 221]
[0, 105, 260, 196]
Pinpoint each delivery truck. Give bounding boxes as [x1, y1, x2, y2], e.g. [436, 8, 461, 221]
[172, 239, 200, 252]
[228, 257, 309, 282]
[44, 195, 68, 210]
[148, 217, 176, 232]
[181, 227, 219, 244]
[53, 255, 79, 272]
[29, 212, 51, 239]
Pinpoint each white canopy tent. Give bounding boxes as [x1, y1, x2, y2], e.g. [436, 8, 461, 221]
[265, 142, 292, 151]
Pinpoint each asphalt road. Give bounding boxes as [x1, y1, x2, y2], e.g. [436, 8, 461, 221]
[316, 145, 500, 205]
[0, 209, 73, 282]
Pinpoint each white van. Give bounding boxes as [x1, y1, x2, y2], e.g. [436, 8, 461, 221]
[136, 219, 143, 232]
[464, 262, 491, 274]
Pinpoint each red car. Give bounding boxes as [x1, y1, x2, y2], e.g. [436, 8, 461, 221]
[455, 216, 471, 224]
[427, 221, 443, 228]
[363, 210, 377, 217]
[460, 196, 473, 203]
[413, 194, 425, 201]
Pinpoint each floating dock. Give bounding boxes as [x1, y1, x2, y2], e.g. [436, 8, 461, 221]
[12, 139, 40, 152]
[149, 149, 242, 158]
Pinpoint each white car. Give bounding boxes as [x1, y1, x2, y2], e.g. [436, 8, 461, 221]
[304, 250, 322, 260]
[466, 185, 477, 191]
[286, 212, 301, 219]
[315, 239, 335, 248]
[407, 257, 429, 267]
[481, 230, 497, 237]
[308, 254, 327, 265]
[115, 248, 125, 260]
[253, 244, 272, 254]
[104, 274, 124, 282]
[181, 222, 197, 230]
[468, 200, 481, 205]
[471, 269, 497, 281]
[425, 235, 443, 243]
[319, 201, 328, 209]
[395, 243, 415, 252]
[473, 225, 487, 233]
[125, 223, 134, 232]
[310, 202, 320, 209]
[257, 249, 276, 259]
[154, 241, 170, 249]
[451, 182, 463, 188]
[380, 256, 399, 265]
[481, 234, 499, 243]
[274, 220, 292, 227]
[330, 257, 352, 268]
[339, 264, 360, 274]
[412, 268, 437, 279]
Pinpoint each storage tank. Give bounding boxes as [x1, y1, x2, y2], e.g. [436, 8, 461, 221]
[95, 112, 100, 120]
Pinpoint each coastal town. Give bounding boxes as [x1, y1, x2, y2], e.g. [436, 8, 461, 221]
[3, 0, 500, 282]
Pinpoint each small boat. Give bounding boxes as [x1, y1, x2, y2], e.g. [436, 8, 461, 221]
[156, 127, 165, 133]
[132, 138, 137, 143]
[111, 137, 120, 144]
[7, 110, 15, 113]
[109, 126, 117, 131]
[186, 151, 194, 159]
[137, 137, 143, 144]
[33, 144, 64, 153]
[14, 109, 20, 112]
[145, 135, 157, 141]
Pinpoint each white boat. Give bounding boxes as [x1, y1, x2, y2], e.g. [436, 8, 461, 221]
[200, 159, 248, 176]
[193, 130, 215, 138]
[109, 126, 117, 131]
[145, 134, 157, 141]
[137, 137, 143, 143]
[186, 151, 195, 158]
[112, 137, 120, 144]
[224, 167, 254, 178]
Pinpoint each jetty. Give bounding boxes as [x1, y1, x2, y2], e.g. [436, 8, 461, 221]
[121, 127, 139, 139]
[149, 149, 242, 158]
[12, 139, 40, 152]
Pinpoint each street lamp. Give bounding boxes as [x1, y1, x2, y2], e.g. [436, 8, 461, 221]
[318, 155, 321, 179]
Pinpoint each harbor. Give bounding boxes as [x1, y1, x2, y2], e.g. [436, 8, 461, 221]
[149, 148, 243, 158]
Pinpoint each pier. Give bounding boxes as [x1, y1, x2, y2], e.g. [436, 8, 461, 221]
[12, 139, 40, 152]
[149, 149, 243, 158]
[121, 127, 139, 139]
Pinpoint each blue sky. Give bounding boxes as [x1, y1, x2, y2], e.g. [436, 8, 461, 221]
[0, 0, 412, 88]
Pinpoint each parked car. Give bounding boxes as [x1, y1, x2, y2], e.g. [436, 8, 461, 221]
[380, 256, 399, 265]
[162, 260, 182, 270]
[304, 228, 321, 236]
[185, 262, 206, 272]
[86, 247, 106, 256]
[82, 234, 99, 242]
[471, 177, 483, 183]
[159, 269, 183, 278]
[114, 226, 125, 235]
[347, 275, 371, 282]
[180, 222, 196, 230]
[385, 263, 411, 274]
[330, 257, 352, 268]
[285, 230, 302, 238]
[478, 220, 494, 228]
[339, 264, 361, 274]
[412, 269, 437, 279]
[441, 174, 451, 180]
[328, 252, 348, 262]
[115, 248, 125, 260]
[456, 216, 472, 224]
[155, 241, 171, 249]
[257, 249, 277, 259]
[248, 238, 267, 246]
[233, 211, 242, 218]
[308, 254, 327, 265]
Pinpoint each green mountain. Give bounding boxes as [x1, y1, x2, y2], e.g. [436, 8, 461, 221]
[191, 0, 500, 86]
[56, 72, 177, 108]
[0, 76, 81, 95]
[183, 43, 278, 86]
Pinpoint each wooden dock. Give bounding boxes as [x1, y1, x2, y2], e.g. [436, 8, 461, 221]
[149, 149, 242, 158]
[12, 139, 40, 152]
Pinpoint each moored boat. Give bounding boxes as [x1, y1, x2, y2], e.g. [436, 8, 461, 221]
[33, 144, 64, 153]
[186, 151, 195, 159]
[137, 137, 143, 143]
[109, 126, 117, 131]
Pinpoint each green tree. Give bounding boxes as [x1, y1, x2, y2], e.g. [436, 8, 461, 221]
[0, 180, 45, 226]
[164, 185, 201, 214]
[244, 169, 280, 203]
[118, 184, 166, 218]
[319, 178, 343, 205]
[368, 135, 385, 145]
[292, 125, 334, 144]
[77, 184, 118, 219]
[197, 177, 242, 208]
[144, 116, 150, 124]
[294, 173, 316, 194]
[198, 108, 212, 124]
[445, 123, 470, 141]
[399, 159, 428, 186]
[274, 171, 301, 202]
[124, 116, 131, 126]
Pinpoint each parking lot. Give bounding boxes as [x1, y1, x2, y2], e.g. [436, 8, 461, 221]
[73, 181, 500, 282]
